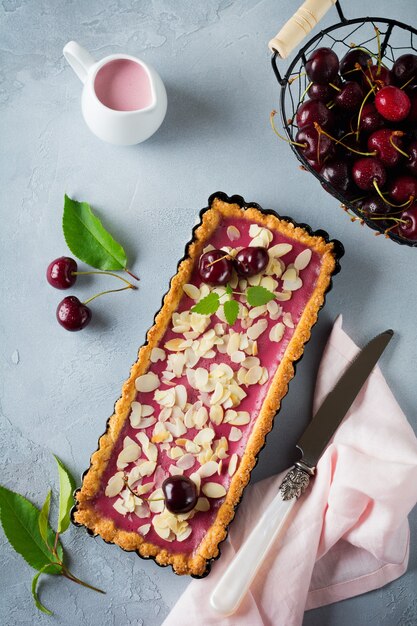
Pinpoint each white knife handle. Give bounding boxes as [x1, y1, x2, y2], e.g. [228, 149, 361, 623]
[210, 493, 296, 616]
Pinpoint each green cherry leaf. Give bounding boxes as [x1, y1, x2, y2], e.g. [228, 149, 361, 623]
[32, 563, 61, 615]
[191, 292, 220, 315]
[63, 195, 128, 271]
[54, 456, 76, 534]
[38, 490, 51, 548]
[223, 299, 239, 326]
[0, 485, 63, 574]
[246, 285, 276, 307]
[225, 284, 233, 296]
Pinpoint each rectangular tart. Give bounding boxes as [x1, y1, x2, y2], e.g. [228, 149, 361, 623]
[73, 193, 342, 577]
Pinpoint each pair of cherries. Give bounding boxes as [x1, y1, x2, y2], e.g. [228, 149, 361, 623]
[198, 246, 269, 286]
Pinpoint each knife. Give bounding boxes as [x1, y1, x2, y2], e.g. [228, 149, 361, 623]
[210, 329, 394, 616]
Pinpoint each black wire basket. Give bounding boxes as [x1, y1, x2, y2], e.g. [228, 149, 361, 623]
[270, 0, 417, 247]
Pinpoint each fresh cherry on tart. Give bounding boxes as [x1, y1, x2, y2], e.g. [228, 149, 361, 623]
[198, 249, 233, 285]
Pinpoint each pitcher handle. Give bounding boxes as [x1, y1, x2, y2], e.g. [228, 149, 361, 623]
[63, 41, 95, 84]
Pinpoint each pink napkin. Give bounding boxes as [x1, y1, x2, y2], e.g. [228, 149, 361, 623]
[163, 316, 417, 626]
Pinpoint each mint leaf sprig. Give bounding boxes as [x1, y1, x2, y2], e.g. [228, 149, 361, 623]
[0, 455, 104, 615]
[191, 284, 275, 325]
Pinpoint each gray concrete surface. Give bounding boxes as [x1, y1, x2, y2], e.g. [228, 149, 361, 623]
[1, 0, 416, 624]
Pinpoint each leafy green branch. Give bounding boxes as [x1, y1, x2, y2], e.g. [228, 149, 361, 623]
[0, 455, 104, 616]
[191, 284, 276, 325]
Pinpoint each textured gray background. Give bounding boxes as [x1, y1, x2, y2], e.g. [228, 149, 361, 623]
[1, 0, 416, 624]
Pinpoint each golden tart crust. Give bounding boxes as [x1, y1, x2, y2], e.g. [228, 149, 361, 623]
[73, 195, 339, 576]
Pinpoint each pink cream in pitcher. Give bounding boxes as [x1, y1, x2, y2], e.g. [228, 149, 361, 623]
[94, 59, 153, 111]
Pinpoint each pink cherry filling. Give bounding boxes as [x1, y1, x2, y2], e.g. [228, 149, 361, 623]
[93, 216, 323, 554]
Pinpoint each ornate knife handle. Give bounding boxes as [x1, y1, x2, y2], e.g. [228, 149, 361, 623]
[280, 460, 315, 501]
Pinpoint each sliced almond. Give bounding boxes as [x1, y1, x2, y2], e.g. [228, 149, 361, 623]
[138, 523, 151, 536]
[149, 488, 165, 513]
[195, 496, 210, 512]
[189, 472, 201, 494]
[194, 405, 209, 428]
[176, 526, 193, 542]
[275, 290, 292, 301]
[268, 243, 293, 257]
[229, 426, 243, 442]
[142, 405, 154, 417]
[202, 482, 227, 498]
[164, 338, 191, 352]
[228, 453, 239, 476]
[176, 453, 195, 470]
[138, 460, 157, 477]
[169, 464, 184, 476]
[247, 319, 268, 340]
[269, 322, 285, 343]
[144, 442, 158, 463]
[227, 225, 240, 241]
[150, 347, 166, 363]
[244, 365, 263, 386]
[209, 404, 223, 425]
[105, 472, 125, 498]
[231, 350, 245, 363]
[183, 283, 200, 300]
[135, 372, 160, 393]
[117, 443, 141, 469]
[283, 312, 294, 328]
[283, 276, 303, 291]
[229, 411, 250, 426]
[194, 428, 215, 445]
[294, 248, 312, 270]
[248, 305, 267, 319]
[113, 498, 128, 516]
[198, 460, 219, 477]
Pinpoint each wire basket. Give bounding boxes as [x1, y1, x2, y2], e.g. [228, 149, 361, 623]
[270, 0, 417, 247]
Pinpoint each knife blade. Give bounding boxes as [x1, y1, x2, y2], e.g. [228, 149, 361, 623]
[210, 329, 394, 616]
[296, 329, 393, 470]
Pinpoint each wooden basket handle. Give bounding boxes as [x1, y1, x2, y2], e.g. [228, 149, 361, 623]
[268, 0, 336, 59]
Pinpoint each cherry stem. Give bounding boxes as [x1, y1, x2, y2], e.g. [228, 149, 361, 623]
[72, 270, 136, 289]
[373, 179, 415, 208]
[356, 85, 378, 139]
[288, 71, 306, 84]
[329, 82, 341, 92]
[270, 111, 308, 149]
[347, 44, 389, 69]
[355, 63, 377, 93]
[83, 285, 134, 305]
[123, 477, 165, 502]
[299, 81, 312, 103]
[374, 27, 382, 72]
[314, 122, 376, 156]
[206, 253, 231, 268]
[125, 268, 139, 281]
[61, 567, 105, 594]
[389, 132, 409, 158]
[400, 75, 416, 90]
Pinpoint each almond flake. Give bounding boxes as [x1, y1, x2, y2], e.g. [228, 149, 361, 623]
[202, 482, 227, 498]
[113, 499, 128, 516]
[144, 442, 158, 463]
[229, 426, 243, 442]
[275, 290, 292, 301]
[135, 372, 160, 393]
[294, 249, 312, 270]
[244, 365, 262, 385]
[138, 523, 151, 536]
[195, 497, 210, 512]
[136, 417, 157, 429]
[117, 443, 141, 469]
[176, 526, 193, 542]
[138, 460, 157, 477]
[164, 338, 191, 352]
[248, 305, 267, 319]
[247, 319, 268, 340]
[136, 482, 154, 496]
[142, 405, 154, 417]
[211, 382, 224, 405]
[198, 461, 219, 477]
[269, 322, 285, 343]
[130, 402, 142, 427]
[136, 432, 150, 448]
[154, 388, 176, 408]
[227, 225, 240, 241]
[252, 341, 258, 356]
[183, 283, 200, 300]
[165, 419, 187, 438]
[283, 276, 303, 291]
[228, 453, 239, 476]
[150, 347, 166, 363]
[177, 453, 195, 470]
[149, 488, 165, 513]
[227, 332, 241, 356]
[231, 350, 245, 363]
[268, 243, 293, 257]
[194, 428, 215, 445]
[209, 404, 223, 425]
[282, 268, 297, 282]
[189, 472, 201, 494]
[259, 367, 269, 385]
[194, 406, 209, 428]
[175, 384, 187, 410]
[169, 464, 184, 476]
[249, 223, 262, 237]
[134, 502, 151, 518]
[283, 312, 294, 328]
[229, 411, 250, 426]
[105, 472, 125, 498]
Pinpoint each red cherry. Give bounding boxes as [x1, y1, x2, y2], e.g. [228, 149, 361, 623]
[340, 49, 371, 81]
[406, 140, 417, 176]
[367, 129, 404, 168]
[234, 247, 269, 277]
[362, 64, 392, 89]
[398, 205, 417, 240]
[389, 175, 417, 204]
[56, 296, 92, 331]
[375, 86, 411, 122]
[162, 476, 198, 514]
[47, 256, 77, 289]
[358, 103, 384, 133]
[295, 125, 334, 163]
[392, 54, 417, 88]
[320, 159, 352, 195]
[305, 47, 339, 83]
[296, 100, 334, 130]
[198, 249, 233, 285]
[407, 90, 417, 123]
[334, 81, 364, 112]
[308, 78, 341, 102]
[352, 158, 386, 191]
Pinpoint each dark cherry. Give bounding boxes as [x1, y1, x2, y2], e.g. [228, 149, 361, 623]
[362, 64, 392, 89]
[47, 256, 77, 289]
[198, 249, 233, 285]
[320, 159, 352, 195]
[389, 175, 417, 204]
[305, 158, 322, 172]
[308, 76, 341, 102]
[295, 124, 334, 163]
[296, 100, 334, 130]
[334, 81, 364, 112]
[392, 54, 417, 88]
[305, 47, 339, 83]
[358, 102, 384, 133]
[352, 157, 386, 191]
[407, 90, 417, 123]
[406, 140, 417, 176]
[375, 86, 411, 122]
[398, 204, 417, 240]
[359, 195, 396, 231]
[56, 296, 92, 331]
[162, 475, 198, 514]
[234, 246, 269, 278]
[367, 129, 403, 168]
[340, 48, 371, 81]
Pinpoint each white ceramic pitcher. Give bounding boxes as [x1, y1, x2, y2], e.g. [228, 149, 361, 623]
[63, 41, 167, 145]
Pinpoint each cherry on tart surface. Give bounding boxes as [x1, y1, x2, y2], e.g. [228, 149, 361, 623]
[367, 129, 404, 168]
[162, 476, 198, 515]
[389, 175, 417, 203]
[334, 81, 364, 112]
[234, 246, 269, 278]
[398, 205, 417, 240]
[296, 100, 334, 130]
[375, 86, 411, 122]
[198, 249, 233, 285]
[47, 256, 77, 289]
[56, 296, 92, 331]
[340, 48, 371, 81]
[352, 157, 386, 190]
[392, 54, 417, 88]
[305, 47, 339, 83]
